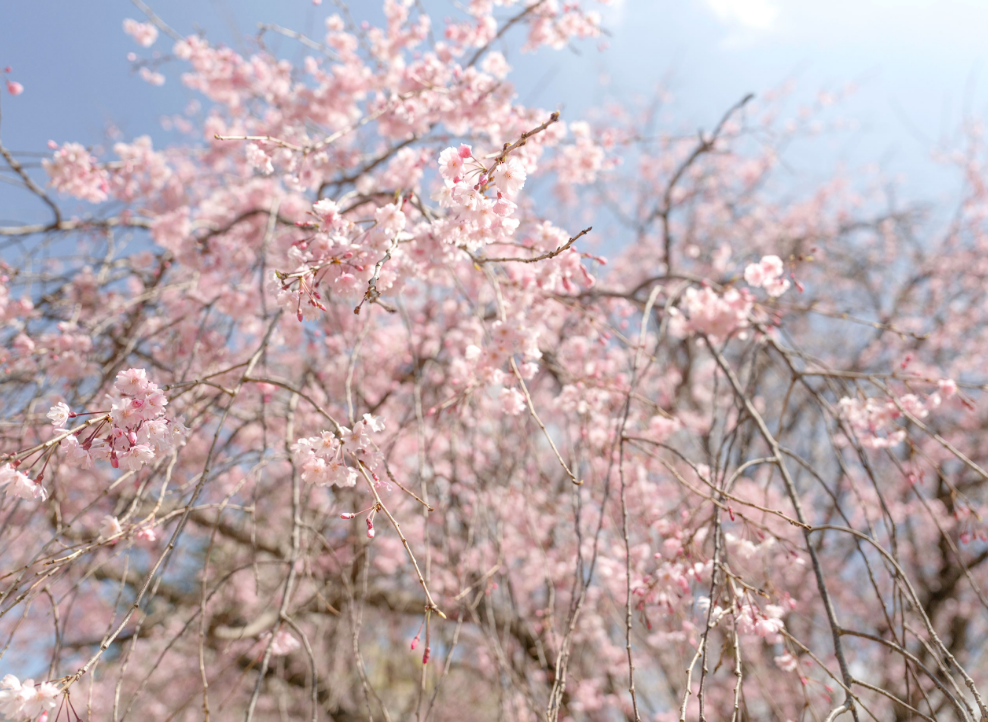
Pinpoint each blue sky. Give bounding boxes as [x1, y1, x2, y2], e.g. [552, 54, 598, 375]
[2, 0, 987, 225]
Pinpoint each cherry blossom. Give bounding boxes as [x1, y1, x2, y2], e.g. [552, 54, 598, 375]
[47, 401, 70, 428]
[123, 18, 158, 47]
[1, 2, 987, 721]
[0, 675, 59, 720]
[744, 254, 791, 297]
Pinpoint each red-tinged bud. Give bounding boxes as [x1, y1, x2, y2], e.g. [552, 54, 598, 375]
[367, 526, 376, 539]
[297, 312, 303, 322]
[728, 506, 735, 522]
[34, 473, 44, 483]
[410, 633, 420, 651]
[340, 512, 356, 519]
[422, 646, 431, 664]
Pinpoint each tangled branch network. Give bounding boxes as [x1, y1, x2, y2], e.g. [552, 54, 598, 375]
[1, 1, 988, 721]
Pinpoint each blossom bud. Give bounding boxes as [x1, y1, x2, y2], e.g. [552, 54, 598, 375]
[340, 512, 356, 519]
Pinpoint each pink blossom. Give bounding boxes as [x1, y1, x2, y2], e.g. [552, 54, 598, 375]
[123, 18, 159, 47]
[492, 158, 527, 197]
[670, 286, 752, 343]
[43, 142, 110, 203]
[0, 675, 59, 720]
[500, 387, 526, 415]
[438, 146, 466, 182]
[5, 80, 23, 96]
[100, 515, 123, 539]
[0, 464, 46, 501]
[261, 628, 300, 656]
[139, 67, 166, 86]
[246, 143, 274, 175]
[744, 254, 790, 297]
[47, 401, 71, 428]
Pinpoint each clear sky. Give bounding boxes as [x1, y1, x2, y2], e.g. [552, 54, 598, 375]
[2, 0, 987, 225]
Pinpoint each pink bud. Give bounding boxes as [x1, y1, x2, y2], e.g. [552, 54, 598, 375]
[457, 144, 472, 159]
[340, 512, 356, 519]
[422, 646, 431, 664]
[6, 81, 24, 96]
[367, 527, 376, 539]
[410, 633, 420, 651]
[297, 312, 303, 322]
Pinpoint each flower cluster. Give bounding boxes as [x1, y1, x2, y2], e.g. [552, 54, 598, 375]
[43, 141, 111, 203]
[123, 18, 158, 47]
[744, 254, 790, 297]
[838, 396, 907, 449]
[58, 368, 187, 472]
[735, 602, 787, 642]
[0, 463, 47, 502]
[291, 414, 386, 488]
[433, 144, 524, 252]
[668, 286, 753, 344]
[0, 675, 59, 720]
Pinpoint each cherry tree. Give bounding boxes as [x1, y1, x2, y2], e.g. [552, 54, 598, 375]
[1, 2, 987, 721]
